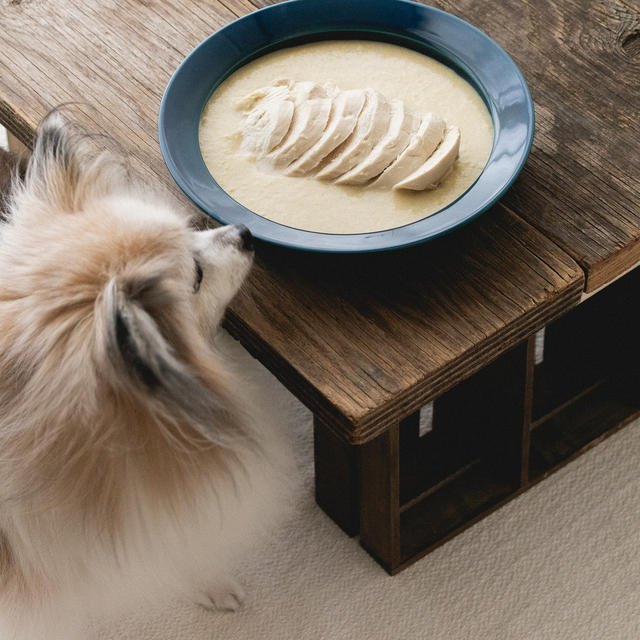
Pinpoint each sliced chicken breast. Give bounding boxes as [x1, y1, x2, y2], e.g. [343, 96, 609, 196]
[264, 82, 332, 170]
[315, 89, 391, 181]
[372, 113, 446, 189]
[394, 126, 461, 191]
[236, 80, 462, 193]
[335, 100, 417, 186]
[238, 82, 294, 158]
[286, 89, 366, 176]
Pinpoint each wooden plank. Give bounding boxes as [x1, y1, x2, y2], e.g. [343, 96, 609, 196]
[521, 337, 535, 486]
[0, 1, 584, 445]
[0, 0, 241, 178]
[426, 0, 640, 292]
[227, 207, 583, 443]
[359, 423, 401, 572]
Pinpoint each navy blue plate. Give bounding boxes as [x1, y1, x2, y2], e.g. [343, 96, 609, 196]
[158, 0, 534, 252]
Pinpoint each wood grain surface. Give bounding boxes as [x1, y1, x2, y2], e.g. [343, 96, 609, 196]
[1, 0, 637, 291]
[0, 0, 588, 443]
[227, 206, 583, 443]
[249, 0, 640, 292]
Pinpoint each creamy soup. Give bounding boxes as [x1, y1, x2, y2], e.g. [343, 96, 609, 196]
[199, 40, 493, 234]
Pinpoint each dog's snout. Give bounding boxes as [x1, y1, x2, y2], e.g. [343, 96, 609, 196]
[237, 225, 254, 252]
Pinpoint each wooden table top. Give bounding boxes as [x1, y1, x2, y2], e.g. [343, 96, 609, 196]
[433, 0, 640, 294]
[228, 209, 582, 442]
[1, 0, 633, 442]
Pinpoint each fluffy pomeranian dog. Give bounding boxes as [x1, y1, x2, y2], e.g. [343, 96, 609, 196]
[0, 114, 289, 639]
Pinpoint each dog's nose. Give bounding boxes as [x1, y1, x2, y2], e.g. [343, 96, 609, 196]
[237, 225, 254, 252]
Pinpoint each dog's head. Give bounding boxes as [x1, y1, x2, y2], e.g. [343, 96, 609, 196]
[0, 113, 255, 453]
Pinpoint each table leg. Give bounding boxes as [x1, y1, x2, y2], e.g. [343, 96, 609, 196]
[314, 413, 420, 573]
[313, 416, 359, 536]
[359, 421, 401, 572]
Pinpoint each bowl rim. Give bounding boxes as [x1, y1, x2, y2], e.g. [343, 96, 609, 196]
[158, 0, 535, 253]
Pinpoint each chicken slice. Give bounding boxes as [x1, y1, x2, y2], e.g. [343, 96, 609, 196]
[236, 78, 291, 111]
[394, 126, 461, 190]
[237, 82, 294, 158]
[372, 113, 446, 189]
[264, 82, 332, 170]
[315, 89, 391, 181]
[335, 100, 417, 185]
[285, 89, 366, 176]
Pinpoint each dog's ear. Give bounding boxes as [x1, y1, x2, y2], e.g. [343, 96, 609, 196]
[105, 276, 171, 391]
[102, 277, 248, 448]
[25, 110, 123, 212]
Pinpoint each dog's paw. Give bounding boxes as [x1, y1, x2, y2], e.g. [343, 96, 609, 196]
[194, 578, 246, 612]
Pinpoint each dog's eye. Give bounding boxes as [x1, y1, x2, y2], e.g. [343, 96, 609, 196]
[193, 259, 203, 293]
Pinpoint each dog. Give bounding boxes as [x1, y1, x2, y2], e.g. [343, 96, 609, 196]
[0, 114, 289, 639]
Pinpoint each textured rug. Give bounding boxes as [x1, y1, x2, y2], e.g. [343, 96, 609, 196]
[92, 331, 640, 640]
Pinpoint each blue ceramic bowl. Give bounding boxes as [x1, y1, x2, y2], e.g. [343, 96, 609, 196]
[158, 0, 534, 252]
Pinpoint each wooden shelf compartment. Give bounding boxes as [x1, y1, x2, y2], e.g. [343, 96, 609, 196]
[527, 268, 640, 482]
[384, 340, 531, 572]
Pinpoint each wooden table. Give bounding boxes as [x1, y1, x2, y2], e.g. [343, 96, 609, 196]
[1, 0, 638, 574]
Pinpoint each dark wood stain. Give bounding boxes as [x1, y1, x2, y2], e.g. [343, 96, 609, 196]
[226, 206, 583, 443]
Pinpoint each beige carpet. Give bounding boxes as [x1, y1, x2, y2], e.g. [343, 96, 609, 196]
[90, 332, 640, 640]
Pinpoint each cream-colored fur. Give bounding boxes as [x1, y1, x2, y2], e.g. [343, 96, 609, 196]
[0, 114, 290, 639]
